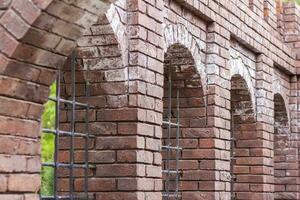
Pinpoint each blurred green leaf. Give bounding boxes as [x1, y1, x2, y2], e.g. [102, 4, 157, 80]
[41, 82, 56, 196]
[284, 0, 300, 5]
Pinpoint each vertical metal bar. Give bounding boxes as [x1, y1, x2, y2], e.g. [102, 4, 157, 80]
[84, 58, 91, 198]
[69, 51, 76, 200]
[41, 51, 92, 200]
[175, 90, 180, 200]
[230, 112, 235, 200]
[166, 68, 172, 200]
[54, 69, 61, 200]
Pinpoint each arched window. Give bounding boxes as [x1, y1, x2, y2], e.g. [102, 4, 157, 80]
[162, 43, 206, 199]
[41, 52, 92, 199]
[230, 75, 256, 200]
[273, 94, 294, 200]
[40, 10, 126, 199]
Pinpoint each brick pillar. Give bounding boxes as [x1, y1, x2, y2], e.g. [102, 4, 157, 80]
[282, 2, 300, 36]
[204, 22, 231, 200]
[273, 93, 299, 200]
[255, 54, 275, 200]
[290, 76, 300, 200]
[282, 1, 300, 69]
[124, 0, 165, 199]
[0, 50, 56, 200]
[63, 0, 165, 198]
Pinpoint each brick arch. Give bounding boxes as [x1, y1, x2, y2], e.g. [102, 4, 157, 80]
[1, 0, 123, 106]
[229, 59, 256, 112]
[0, 0, 123, 199]
[162, 43, 208, 199]
[2, 0, 118, 57]
[106, 1, 128, 66]
[75, 2, 127, 82]
[163, 23, 207, 94]
[230, 74, 258, 200]
[272, 79, 290, 122]
[273, 93, 297, 200]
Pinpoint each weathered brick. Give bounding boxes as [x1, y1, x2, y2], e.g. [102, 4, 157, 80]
[0, 0, 300, 199]
[0, 9, 29, 39]
[8, 174, 40, 192]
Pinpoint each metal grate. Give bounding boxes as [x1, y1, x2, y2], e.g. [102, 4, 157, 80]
[41, 52, 91, 200]
[162, 69, 181, 200]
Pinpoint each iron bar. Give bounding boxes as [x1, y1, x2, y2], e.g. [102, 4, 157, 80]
[230, 112, 235, 200]
[41, 51, 91, 200]
[163, 68, 180, 200]
[41, 196, 94, 200]
[54, 67, 61, 199]
[48, 97, 92, 108]
[42, 162, 88, 168]
[42, 128, 94, 138]
[84, 53, 91, 199]
[69, 51, 76, 200]
[162, 170, 179, 174]
[162, 145, 182, 151]
[165, 68, 172, 200]
[162, 121, 181, 127]
[162, 193, 182, 197]
[175, 90, 180, 199]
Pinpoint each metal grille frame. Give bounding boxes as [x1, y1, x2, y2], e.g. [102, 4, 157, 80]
[40, 52, 91, 200]
[162, 69, 181, 200]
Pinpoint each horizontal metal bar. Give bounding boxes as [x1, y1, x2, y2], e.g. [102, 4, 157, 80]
[162, 193, 181, 197]
[42, 162, 88, 169]
[48, 97, 93, 108]
[162, 145, 182, 151]
[162, 170, 179, 174]
[42, 128, 95, 138]
[162, 121, 181, 127]
[41, 196, 91, 200]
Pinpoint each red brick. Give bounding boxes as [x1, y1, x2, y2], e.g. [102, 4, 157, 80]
[0, 26, 18, 56]
[75, 178, 116, 191]
[8, 174, 40, 192]
[96, 136, 145, 150]
[12, 0, 40, 24]
[0, 9, 29, 39]
[0, 115, 40, 138]
[0, 175, 7, 192]
[96, 164, 145, 177]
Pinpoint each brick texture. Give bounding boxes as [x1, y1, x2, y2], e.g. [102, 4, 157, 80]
[0, 0, 300, 199]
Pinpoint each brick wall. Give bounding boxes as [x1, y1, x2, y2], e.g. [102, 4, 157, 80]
[0, 0, 300, 200]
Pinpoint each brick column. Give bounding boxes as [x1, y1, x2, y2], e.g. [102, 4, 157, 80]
[68, 0, 165, 198]
[290, 76, 300, 200]
[123, 0, 165, 199]
[255, 54, 275, 200]
[282, 1, 300, 70]
[204, 22, 231, 200]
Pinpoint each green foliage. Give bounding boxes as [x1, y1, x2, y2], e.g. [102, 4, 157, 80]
[284, 0, 300, 5]
[41, 83, 56, 196]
